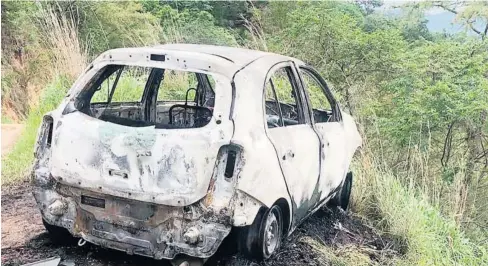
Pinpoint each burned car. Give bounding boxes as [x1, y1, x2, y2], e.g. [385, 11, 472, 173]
[31, 44, 362, 261]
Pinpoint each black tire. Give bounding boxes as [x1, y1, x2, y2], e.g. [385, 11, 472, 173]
[238, 205, 284, 260]
[42, 219, 75, 244]
[329, 172, 353, 210]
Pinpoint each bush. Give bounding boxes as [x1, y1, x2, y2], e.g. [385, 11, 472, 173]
[352, 155, 488, 265]
[2, 77, 71, 184]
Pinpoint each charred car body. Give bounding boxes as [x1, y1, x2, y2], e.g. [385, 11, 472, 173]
[32, 44, 362, 261]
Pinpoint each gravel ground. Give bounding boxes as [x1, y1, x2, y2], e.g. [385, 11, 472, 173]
[1, 124, 24, 155]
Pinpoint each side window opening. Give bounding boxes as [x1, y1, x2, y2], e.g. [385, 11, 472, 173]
[91, 66, 150, 104]
[80, 65, 215, 129]
[299, 68, 338, 123]
[265, 80, 283, 128]
[265, 66, 305, 128]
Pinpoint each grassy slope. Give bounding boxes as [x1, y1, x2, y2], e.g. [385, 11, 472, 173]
[352, 158, 488, 266]
[1, 77, 69, 184]
[2, 77, 486, 266]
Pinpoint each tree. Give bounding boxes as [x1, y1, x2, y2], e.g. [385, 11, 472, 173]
[431, 1, 488, 40]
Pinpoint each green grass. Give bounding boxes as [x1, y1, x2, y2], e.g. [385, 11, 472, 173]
[2, 74, 486, 266]
[1, 115, 14, 124]
[1, 76, 71, 185]
[352, 159, 488, 266]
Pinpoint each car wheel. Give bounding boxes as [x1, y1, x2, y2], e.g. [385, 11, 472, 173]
[329, 172, 353, 210]
[238, 205, 284, 260]
[42, 219, 74, 244]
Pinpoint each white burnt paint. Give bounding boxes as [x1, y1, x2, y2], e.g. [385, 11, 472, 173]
[32, 44, 362, 260]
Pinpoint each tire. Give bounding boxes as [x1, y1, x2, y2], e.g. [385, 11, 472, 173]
[238, 205, 284, 260]
[42, 219, 75, 244]
[329, 172, 353, 210]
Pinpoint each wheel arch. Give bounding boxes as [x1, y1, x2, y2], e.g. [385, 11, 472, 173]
[273, 198, 291, 236]
[234, 197, 291, 260]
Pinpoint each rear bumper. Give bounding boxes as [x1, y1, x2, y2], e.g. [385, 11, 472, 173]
[32, 180, 231, 260]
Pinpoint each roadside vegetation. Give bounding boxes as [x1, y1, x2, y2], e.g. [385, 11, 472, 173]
[2, 1, 487, 265]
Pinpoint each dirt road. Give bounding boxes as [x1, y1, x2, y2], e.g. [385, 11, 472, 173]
[1, 124, 24, 155]
[1, 181, 398, 266]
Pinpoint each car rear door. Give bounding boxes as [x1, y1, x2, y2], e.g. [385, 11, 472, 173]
[264, 62, 321, 224]
[297, 66, 349, 203]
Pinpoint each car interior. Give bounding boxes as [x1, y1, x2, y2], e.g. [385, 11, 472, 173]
[76, 65, 215, 129]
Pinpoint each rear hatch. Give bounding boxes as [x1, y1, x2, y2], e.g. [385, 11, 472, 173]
[49, 111, 232, 206]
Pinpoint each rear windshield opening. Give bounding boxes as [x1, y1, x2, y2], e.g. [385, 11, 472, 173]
[77, 65, 215, 129]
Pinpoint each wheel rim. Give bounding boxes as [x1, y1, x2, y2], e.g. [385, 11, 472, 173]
[263, 210, 279, 256]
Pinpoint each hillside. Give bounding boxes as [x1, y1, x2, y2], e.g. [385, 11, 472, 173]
[1, 1, 487, 265]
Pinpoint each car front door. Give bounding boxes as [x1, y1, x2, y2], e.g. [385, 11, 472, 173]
[264, 62, 321, 225]
[298, 66, 349, 203]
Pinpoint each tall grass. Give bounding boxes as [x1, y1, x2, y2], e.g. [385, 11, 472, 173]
[2, 5, 486, 266]
[2, 77, 71, 184]
[2, 4, 87, 184]
[37, 4, 88, 81]
[351, 151, 488, 265]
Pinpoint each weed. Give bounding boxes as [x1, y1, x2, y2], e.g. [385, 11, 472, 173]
[2, 77, 71, 184]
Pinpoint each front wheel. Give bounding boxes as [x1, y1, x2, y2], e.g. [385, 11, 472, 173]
[329, 171, 353, 210]
[238, 205, 284, 260]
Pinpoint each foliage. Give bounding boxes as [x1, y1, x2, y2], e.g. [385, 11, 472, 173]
[2, 77, 72, 184]
[352, 154, 488, 265]
[1, 1, 488, 264]
[1, 1, 47, 120]
[142, 1, 238, 46]
[54, 1, 161, 56]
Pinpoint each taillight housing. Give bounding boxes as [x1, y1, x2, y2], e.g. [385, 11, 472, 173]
[34, 115, 54, 158]
[224, 149, 237, 179]
[203, 144, 243, 208]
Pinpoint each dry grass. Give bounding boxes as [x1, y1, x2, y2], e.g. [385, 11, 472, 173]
[350, 149, 488, 265]
[2, 4, 87, 185]
[1, 3, 88, 122]
[37, 4, 88, 82]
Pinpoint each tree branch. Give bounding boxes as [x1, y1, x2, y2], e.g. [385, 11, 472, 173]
[433, 2, 458, 15]
[441, 121, 455, 167]
[483, 23, 488, 40]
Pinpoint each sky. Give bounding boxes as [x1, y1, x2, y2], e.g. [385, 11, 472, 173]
[380, 0, 468, 34]
[425, 9, 463, 33]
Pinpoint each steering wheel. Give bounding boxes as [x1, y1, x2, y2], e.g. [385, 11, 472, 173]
[185, 88, 197, 105]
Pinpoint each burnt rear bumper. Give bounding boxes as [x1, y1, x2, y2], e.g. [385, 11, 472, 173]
[32, 183, 231, 260]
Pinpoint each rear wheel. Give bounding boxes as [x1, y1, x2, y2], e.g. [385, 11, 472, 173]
[329, 172, 353, 210]
[238, 205, 284, 260]
[42, 219, 75, 244]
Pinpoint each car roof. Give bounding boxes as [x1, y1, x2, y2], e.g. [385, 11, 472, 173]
[154, 44, 280, 67]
